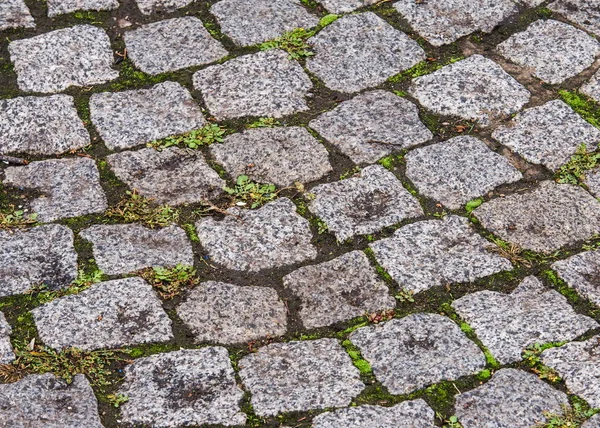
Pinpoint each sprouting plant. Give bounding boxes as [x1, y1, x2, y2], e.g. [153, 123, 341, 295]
[106, 393, 129, 408]
[106, 190, 179, 228]
[0, 205, 38, 230]
[444, 415, 464, 428]
[248, 117, 281, 128]
[395, 289, 415, 303]
[224, 175, 278, 209]
[138, 264, 199, 299]
[260, 28, 315, 60]
[148, 124, 226, 150]
[555, 144, 600, 186]
[465, 198, 483, 214]
[534, 403, 597, 428]
[31, 268, 104, 304]
[522, 343, 563, 383]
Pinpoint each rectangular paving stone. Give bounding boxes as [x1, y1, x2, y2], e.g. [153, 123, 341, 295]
[0, 0, 35, 31]
[47, 0, 119, 17]
[317, 0, 378, 13]
[0, 312, 15, 364]
[550, 0, 600, 37]
[552, 250, 600, 307]
[135, 0, 192, 14]
[8, 25, 118, 93]
[581, 69, 600, 103]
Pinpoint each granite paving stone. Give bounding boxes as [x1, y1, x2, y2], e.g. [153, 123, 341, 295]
[308, 90, 433, 164]
[210, 127, 332, 187]
[585, 167, 600, 197]
[317, 0, 378, 13]
[32, 277, 173, 351]
[308, 165, 423, 241]
[369, 215, 512, 294]
[581, 69, 600, 103]
[8, 25, 118, 93]
[282, 250, 395, 329]
[553, 250, 600, 307]
[0, 0, 35, 31]
[0, 312, 15, 364]
[409, 54, 531, 126]
[582, 414, 600, 428]
[452, 276, 598, 364]
[405, 136, 522, 209]
[124, 17, 228, 75]
[193, 49, 312, 119]
[306, 12, 425, 93]
[119, 348, 246, 427]
[135, 0, 192, 15]
[47, 0, 119, 17]
[90, 81, 206, 151]
[550, 0, 600, 37]
[238, 338, 364, 416]
[473, 181, 600, 253]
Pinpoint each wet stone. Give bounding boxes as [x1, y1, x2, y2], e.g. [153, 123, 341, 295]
[176, 281, 287, 344]
[196, 198, 316, 272]
[409, 55, 531, 126]
[550, 0, 600, 37]
[119, 348, 246, 427]
[124, 17, 228, 75]
[8, 25, 118, 93]
[107, 147, 225, 205]
[194, 50, 312, 120]
[210, 127, 332, 187]
[317, 0, 378, 13]
[309, 165, 423, 241]
[309, 90, 433, 164]
[369, 215, 512, 294]
[32, 277, 173, 351]
[452, 276, 598, 364]
[282, 250, 395, 329]
[80, 224, 194, 276]
[581, 69, 600, 103]
[90, 81, 206, 151]
[238, 338, 364, 416]
[47, 0, 119, 17]
[405, 136, 522, 210]
[135, 0, 192, 15]
[585, 167, 600, 197]
[307, 13, 425, 93]
[0, 312, 15, 364]
[473, 181, 600, 253]
[455, 368, 568, 428]
[0, 0, 34, 31]
[553, 250, 600, 307]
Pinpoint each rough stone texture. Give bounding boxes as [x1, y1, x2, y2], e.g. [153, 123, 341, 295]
[409, 55, 531, 126]
[317, 0, 379, 13]
[0, 312, 15, 364]
[582, 414, 600, 428]
[211, 0, 319, 47]
[306, 13, 425, 93]
[0, 225, 77, 298]
[405, 136, 522, 209]
[177, 281, 287, 344]
[550, 0, 600, 37]
[452, 276, 598, 364]
[194, 50, 312, 119]
[394, 0, 518, 46]
[119, 348, 246, 427]
[492, 100, 600, 171]
[309, 90, 433, 164]
[0, 0, 35, 31]
[553, 250, 600, 307]
[3, 157, 107, 222]
[90, 81, 206, 151]
[80, 224, 194, 276]
[238, 338, 364, 416]
[8, 25, 118, 93]
[0, 95, 90, 155]
[124, 17, 228, 75]
[582, 69, 600, 104]
[585, 167, 600, 197]
[135, 0, 192, 15]
[497, 20, 600, 85]
[455, 369, 569, 428]
[196, 198, 316, 272]
[47, 0, 119, 17]
[107, 147, 225, 205]
[283, 251, 395, 329]
[210, 127, 332, 187]
[473, 181, 600, 253]
[369, 215, 512, 294]
[32, 277, 173, 351]
[0, 374, 103, 428]
[308, 165, 423, 241]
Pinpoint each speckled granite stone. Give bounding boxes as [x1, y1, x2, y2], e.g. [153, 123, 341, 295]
[317, 0, 378, 13]
[0, 312, 15, 364]
[585, 167, 600, 197]
[0, 0, 34, 31]
[134, 0, 192, 15]
[550, 0, 600, 37]
[47, 0, 119, 17]
[582, 413, 600, 428]
[553, 250, 600, 306]
[581, 69, 600, 103]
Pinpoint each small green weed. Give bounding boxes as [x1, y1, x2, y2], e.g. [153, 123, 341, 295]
[138, 264, 199, 299]
[388, 56, 464, 83]
[224, 175, 278, 208]
[314, 218, 328, 234]
[106, 190, 179, 228]
[260, 28, 315, 60]
[555, 144, 600, 186]
[523, 343, 564, 382]
[340, 166, 361, 180]
[395, 289, 415, 303]
[148, 124, 226, 150]
[465, 198, 483, 214]
[0, 206, 38, 230]
[444, 415, 464, 428]
[534, 403, 596, 428]
[31, 268, 104, 304]
[559, 90, 600, 128]
[182, 223, 200, 242]
[106, 393, 129, 408]
[248, 117, 280, 128]
[342, 339, 372, 376]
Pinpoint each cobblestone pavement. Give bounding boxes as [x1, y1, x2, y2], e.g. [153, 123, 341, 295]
[1, 1, 600, 427]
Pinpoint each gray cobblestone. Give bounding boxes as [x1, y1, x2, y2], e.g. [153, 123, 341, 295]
[553, 250, 600, 307]
[135, 0, 192, 15]
[0, 312, 15, 364]
[47, 0, 119, 17]
[317, 0, 378, 14]
[0, 0, 34, 31]
[581, 69, 600, 103]
[550, 0, 600, 37]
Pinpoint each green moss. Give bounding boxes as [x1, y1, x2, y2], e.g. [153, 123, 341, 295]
[464, 198, 483, 214]
[555, 144, 600, 186]
[476, 369, 491, 381]
[339, 165, 361, 180]
[388, 56, 464, 83]
[182, 223, 200, 242]
[536, 6, 553, 18]
[110, 60, 173, 91]
[363, 248, 394, 284]
[559, 90, 600, 128]
[377, 153, 404, 171]
[342, 340, 373, 376]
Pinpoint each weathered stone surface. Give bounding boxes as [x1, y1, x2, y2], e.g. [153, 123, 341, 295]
[309, 90, 433, 164]
[211, 0, 319, 47]
[409, 55, 531, 126]
[497, 20, 600, 85]
[8, 25, 118, 93]
[473, 181, 600, 253]
[194, 50, 312, 119]
[196, 198, 316, 272]
[135, 0, 192, 15]
[32, 277, 173, 351]
[283, 250, 395, 329]
[550, 0, 600, 37]
[0, 374, 103, 428]
[47, 0, 119, 17]
[309, 165, 423, 241]
[238, 338, 364, 416]
[0, 0, 34, 31]
[585, 167, 600, 197]
[369, 215, 512, 294]
[453, 276, 598, 364]
[107, 147, 225, 205]
[553, 250, 600, 307]
[0, 95, 90, 155]
[90, 81, 206, 151]
[124, 17, 228, 75]
[581, 69, 600, 103]
[119, 348, 246, 427]
[0, 312, 15, 364]
[582, 414, 600, 428]
[210, 127, 332, 187]
[307, 13, 425, 93]
[3, 157, 107, 222]
[177, 281, 287, 344]
[394, 0, 517, 46]
[405, 136, 522, 209]
[455, 368, 569, 428]
[317, 0, 378, 13]
[80, 224, 194, 276]
[492, 100, 600, 171]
